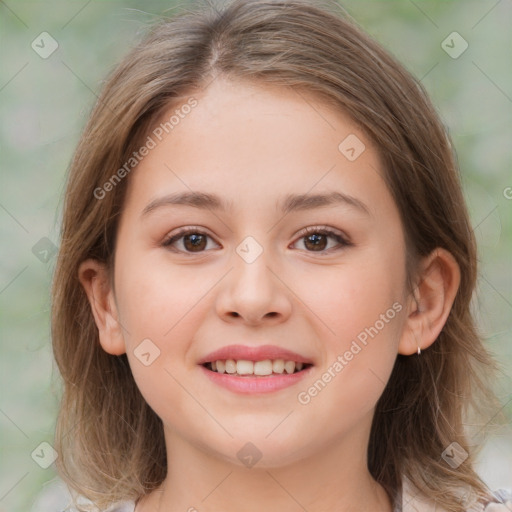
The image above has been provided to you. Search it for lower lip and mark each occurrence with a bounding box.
[199,364,313,394]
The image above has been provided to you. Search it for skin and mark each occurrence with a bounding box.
[79,77,460,512]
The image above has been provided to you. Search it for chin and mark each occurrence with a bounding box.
[213,432,311,469]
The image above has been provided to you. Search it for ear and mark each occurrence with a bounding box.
[398,248,461,356]
[77,258,126,355]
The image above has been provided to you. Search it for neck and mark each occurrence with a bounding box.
[137,417,394,512]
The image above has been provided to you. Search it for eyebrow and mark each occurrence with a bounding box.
[140,190,371,218]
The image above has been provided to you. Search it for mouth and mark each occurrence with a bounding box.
[202,359,314,377]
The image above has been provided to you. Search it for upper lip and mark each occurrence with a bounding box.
[198,344,314,365]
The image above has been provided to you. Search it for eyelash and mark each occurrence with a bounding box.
[161,225,352,255]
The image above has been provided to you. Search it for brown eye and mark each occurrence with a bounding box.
[162,228,219,253]
[303,232,329,251]
[292,227,350,253]
[182,233,207,252]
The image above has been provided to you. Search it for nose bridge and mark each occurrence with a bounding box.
[232,235,277,303]
[216,235,292,324]
[234,246,273,294]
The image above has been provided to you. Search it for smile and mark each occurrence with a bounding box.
[200,359,314,394]
[203,359,312,376]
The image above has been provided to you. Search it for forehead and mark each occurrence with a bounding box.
[122,77,393,220]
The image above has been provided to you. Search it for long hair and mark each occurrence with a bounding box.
[51,1,504,509]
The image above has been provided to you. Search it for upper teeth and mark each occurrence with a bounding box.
[210,359,304,375]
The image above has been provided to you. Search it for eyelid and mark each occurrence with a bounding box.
[295,225,350,242]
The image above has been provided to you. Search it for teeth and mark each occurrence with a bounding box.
[254,360,273,376]
[284,360,295,374]
[272,359,285,374]
[207,358,307,376]
[225,359,237,374]
[236,360,253,375]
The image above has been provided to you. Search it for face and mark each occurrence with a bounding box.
[105,77,411,467]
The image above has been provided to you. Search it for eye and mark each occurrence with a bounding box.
[291,226,351,253]
[162,227,220,253]
[162,225,351,255]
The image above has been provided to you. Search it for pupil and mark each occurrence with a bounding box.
[185,234,206,251]
[306,234,326,251]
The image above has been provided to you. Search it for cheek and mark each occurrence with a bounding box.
[115,258,214,419]
[115,252,214,343]
[293,253,405,348]
[293,248,405,408]
[297,296,403,426]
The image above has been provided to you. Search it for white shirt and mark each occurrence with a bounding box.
[31,475,512,511]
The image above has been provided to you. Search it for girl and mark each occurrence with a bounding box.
[50,0,512,511]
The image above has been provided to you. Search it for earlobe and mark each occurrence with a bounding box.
[398,248,461,356]
[77,258,126,356]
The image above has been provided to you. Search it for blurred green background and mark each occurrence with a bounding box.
[1,1,511,511]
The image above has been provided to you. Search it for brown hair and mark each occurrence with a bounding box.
[51,0,505,510]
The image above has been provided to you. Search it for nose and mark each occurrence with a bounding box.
[215,247,293,326]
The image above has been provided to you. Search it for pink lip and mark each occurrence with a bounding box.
[197,344,314,365]
[199,364,314,394]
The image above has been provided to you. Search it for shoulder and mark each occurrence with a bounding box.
[400,476,512,512]
[59,499,136,512]
[102,501,136,512]
[60,497,136,512]
[482,488,512,511]
[29,477,136,512]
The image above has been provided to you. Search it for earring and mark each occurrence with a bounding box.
[417,345,421,355]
